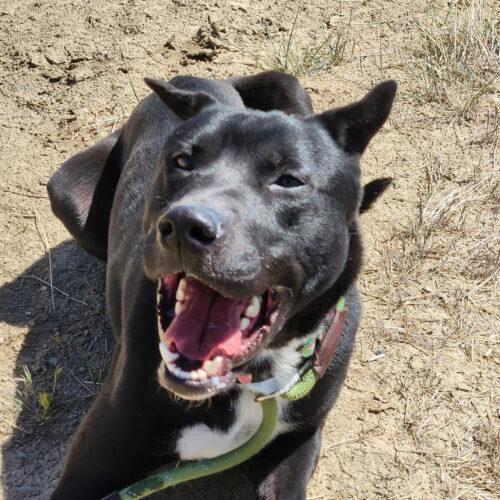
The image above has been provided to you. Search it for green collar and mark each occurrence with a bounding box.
[242,295,347,401]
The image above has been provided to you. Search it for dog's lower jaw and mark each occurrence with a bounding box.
[157,361,234,401]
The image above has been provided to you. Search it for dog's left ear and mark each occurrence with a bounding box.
[144,78,216,120]
[228,71,313,116]
[317,80,397,154]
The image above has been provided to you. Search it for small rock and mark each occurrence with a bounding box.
[326,15,341,28]
[44,47,68,65]
[67,66,94,84]
[409,357,425,371]
[41,67,66,82]
[26,51,46,68]
[209,20,222,37]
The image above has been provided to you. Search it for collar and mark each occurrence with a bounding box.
[239,296,346,401]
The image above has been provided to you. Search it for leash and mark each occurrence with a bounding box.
[102,297,346,500]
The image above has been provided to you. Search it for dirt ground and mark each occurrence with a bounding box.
[0,0,498,499]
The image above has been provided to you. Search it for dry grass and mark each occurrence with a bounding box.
[379,141,499,346]
[365,89,499,497]
[409,0,499,120]
[365,16,499,488]
[257,6,354,77]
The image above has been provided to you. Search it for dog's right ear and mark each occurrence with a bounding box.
[144,78,216,119]
[47,129,123,260]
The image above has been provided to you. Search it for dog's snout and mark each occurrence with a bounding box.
[158,205,223,249]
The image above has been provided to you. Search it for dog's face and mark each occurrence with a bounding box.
[142,79,396,400]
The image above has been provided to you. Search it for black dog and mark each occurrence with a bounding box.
[47,71,396,499]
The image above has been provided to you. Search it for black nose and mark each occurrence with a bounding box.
[158,205,223,249]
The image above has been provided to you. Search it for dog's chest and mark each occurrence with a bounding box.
[175,390,289,460]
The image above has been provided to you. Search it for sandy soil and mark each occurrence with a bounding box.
[0,0,498,499]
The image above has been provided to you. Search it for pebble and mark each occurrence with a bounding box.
[409,357,424,371]
[44,47,68,65]
[67,67,94,84]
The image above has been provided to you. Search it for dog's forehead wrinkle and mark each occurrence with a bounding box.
[221,109,304,147]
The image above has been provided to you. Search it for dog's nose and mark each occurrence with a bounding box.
[158,205,223,249]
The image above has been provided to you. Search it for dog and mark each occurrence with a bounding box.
[47,71,396,499]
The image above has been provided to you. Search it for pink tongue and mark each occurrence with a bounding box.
[164,278,246,360]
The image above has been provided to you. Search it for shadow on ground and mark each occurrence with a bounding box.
[1,240,254,500]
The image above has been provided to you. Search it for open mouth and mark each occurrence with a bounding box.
[156,273,280,398]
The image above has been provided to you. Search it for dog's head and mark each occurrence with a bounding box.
[47,72,395,401]
[141,77,396,399]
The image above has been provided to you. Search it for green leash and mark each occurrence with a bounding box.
[116,372,317,500]
[118,398,279,500]
[107,297,345,500]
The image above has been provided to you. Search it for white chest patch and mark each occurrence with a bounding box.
[176,389,290,461]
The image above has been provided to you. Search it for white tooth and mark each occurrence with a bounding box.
[179,278,187,291]
[202,360,216,376]
[197,369,207,380]
[240,317,250,331]
[159,342,179,364]
[211,376,220,386]
[176,287,185,302]
[244,296,261,318]
[171,366,187,379]
[190,370,199,380]
[203,359,225,377]
[175,301,183,315]
[166,363,176,374]
[212,356,223,372]
[244,305,258,318]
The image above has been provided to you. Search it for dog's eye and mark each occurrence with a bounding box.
[172,154,191,170]
[273,174,304,188]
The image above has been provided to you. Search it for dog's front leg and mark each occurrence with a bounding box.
[50,370,170,500]
[246,427,321,500]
